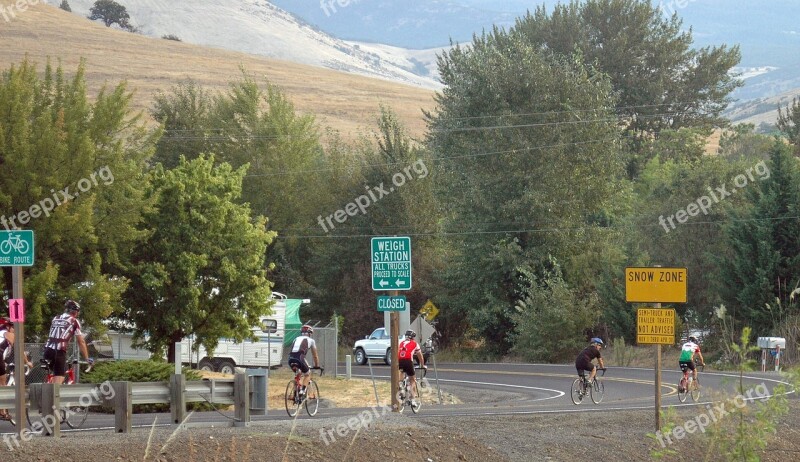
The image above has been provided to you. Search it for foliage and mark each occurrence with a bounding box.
[511,261,600,362]
[82,360,212,412]
[88,0,133,30]
[59,0,71,12]
[777,97,800,152]
[162,34,181,42]
[716,141,800,333]
[123,155,275,362]
[511,0,741,174]
[0,59,157,339]
[427,28,623,353]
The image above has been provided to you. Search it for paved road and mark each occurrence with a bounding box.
[0,362,792,433]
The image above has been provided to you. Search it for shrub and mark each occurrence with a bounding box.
[162,34,182,42]
[83,360,212,412]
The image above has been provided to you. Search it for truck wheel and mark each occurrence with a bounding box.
[354,348,367,365]
[384,348,392,366]
[198,358,215,372]
[216,359,236,375]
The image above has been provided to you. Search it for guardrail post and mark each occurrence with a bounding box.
[170,373,186,424]
[346,355,352,379]
[41,383,60,437]
[29,383,41,418]
[111,381,132,433]
[234,372,250,427]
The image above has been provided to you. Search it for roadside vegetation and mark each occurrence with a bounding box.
[1,0,799,372]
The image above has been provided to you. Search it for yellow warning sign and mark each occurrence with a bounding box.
[637,308,676,345]
[625,267,687,303]
[419,300,439,321]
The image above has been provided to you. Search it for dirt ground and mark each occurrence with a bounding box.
[2,383,799,462]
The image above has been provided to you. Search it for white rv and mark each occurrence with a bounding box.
[104,292,304,373]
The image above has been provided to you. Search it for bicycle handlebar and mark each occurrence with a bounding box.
[311,366,324,376]
[598,368,607,376]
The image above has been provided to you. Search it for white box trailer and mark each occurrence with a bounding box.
[104,292,303,373]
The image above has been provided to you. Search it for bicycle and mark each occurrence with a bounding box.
[1,355,31,426]
[0,233,29,255]
[28,357,93,429]
[678,364,704,403]
[285,366,323,417]
[570,368,606,405]
[398,365,426,413]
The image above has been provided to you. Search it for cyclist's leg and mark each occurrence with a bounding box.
[587,362,597,383]
[688,360,697,383]
[48,349,68,385]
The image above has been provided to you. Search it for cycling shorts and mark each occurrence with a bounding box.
[0,359,5,376]
[44,347,68,377]
[288,354,309,373]
[398,358,415,377]
[575,360,595,375]
[679,360,696,372]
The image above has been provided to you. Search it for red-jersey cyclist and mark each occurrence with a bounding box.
[398,329,426,405]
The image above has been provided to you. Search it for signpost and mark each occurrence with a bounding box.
[377,295,406,312]
[371,237,412,291]
[625,267,687,303]
[637,308,675,345]
[419,300,439,322]
[625,266,686,432]
[371,236,412,412]
[0,230,34,436]
[0,230,34,266]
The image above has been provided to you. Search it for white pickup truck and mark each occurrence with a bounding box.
[352,323,435,366]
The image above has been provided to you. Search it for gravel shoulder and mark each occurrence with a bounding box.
[3,384,799,461]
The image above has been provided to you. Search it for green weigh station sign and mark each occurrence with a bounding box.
[371,237,411,291]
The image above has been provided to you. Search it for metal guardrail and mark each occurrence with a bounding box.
[1,373,256,436]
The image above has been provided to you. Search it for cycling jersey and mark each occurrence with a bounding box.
[288,335,316,373]
[679,342,700,362]
[398,339,420,360]
[0,328,9,354]
[45,313,83,351]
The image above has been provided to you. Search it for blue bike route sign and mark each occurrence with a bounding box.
[0,230,35,266]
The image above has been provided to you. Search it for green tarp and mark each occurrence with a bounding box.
[283,298,303,346]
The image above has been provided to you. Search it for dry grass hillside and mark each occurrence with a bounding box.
[0,3,436,140]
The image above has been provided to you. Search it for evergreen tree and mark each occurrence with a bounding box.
[59,0,72,12]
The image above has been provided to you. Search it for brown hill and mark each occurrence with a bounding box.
[0,3,435,140]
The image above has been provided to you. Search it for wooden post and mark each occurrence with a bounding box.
[655,301,662,431]
[234,373,250,427]
[170,373,186,424]
[41,383,60,437]
[112,382,132,433]
[390,295,400,411]
[11,267,25,437]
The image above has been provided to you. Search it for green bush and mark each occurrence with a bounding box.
[83,360,213,412]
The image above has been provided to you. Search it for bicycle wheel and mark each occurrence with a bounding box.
[285,381,301,417]
[410,390,422,414]
[63,405,89,429]
[570,378,585,405]
[678,377,689,402]
[590,379,604,404]
[305,380,320,416]
[690,379,701,402]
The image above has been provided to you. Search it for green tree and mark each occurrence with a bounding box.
[0,59,157,338]
[512,261,599,362]
[512,0,741,176]
[777,97,800,153]
[150,80,213,169]
[88,0,132,30]
[427,30,623,353]
[59,0,72,12]
[717,141,800,332]
[124,156,275,362]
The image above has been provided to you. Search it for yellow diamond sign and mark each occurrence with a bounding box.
[419,300,439,321]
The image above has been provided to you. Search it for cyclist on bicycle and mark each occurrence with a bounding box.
[42,300,93,385]
[398,329,426,405]
[678,336,705,387]
[288,325,319,396]
[575,337,605,384]
[0,317,14,420]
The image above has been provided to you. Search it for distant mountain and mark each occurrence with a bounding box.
[272,0,800,107]
[65,0,442,89]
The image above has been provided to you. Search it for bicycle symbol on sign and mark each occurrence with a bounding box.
[0,233,30,255]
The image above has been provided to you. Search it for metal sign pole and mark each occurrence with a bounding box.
[390,302,399,411]
[655,301,662,432]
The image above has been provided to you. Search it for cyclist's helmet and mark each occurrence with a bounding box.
[0,317,12,328]
[688,336,698,343]
[300,324,313,336]
[591,337,604,346]
[404,329,416,339]
[64,300,81,313]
